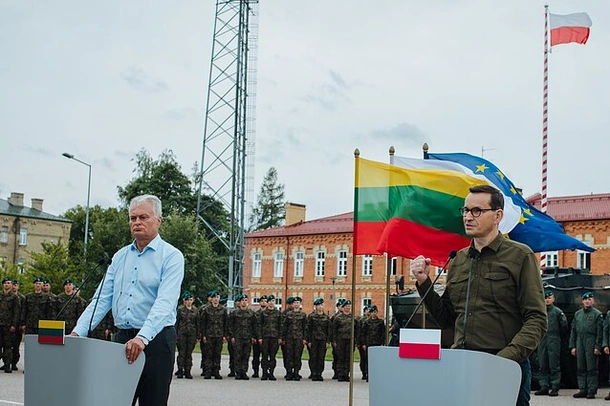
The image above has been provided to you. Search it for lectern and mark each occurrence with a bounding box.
[25,335,145,406]
[369,346,521,406]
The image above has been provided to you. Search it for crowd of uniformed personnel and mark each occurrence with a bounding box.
[174,290,387,383]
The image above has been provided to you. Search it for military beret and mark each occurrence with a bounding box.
[2,277,11,284]
[267,294,275,301]
[336,298,345,306]
[363,306,369,312]
[260,295,268,301]
[369,305,378,312]
[544,289,554,298]
[43,279,50,284]
[313,298,324,306]
[63,278,74,286]
[234,294,242,301]
[33,277,43,283]
[240,293,248,301]
[182,291,193,299]
[342,299,352,306]
[208,289,220,298]
[11,279,19,285]
[294,296,302,302]
[286,297,295,304]
[582,292,594,300]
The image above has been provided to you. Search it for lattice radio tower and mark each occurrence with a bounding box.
[196,0,258,299]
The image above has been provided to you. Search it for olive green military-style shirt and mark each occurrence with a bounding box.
[417,232,547,363]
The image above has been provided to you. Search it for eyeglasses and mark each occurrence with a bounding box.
[459,207,498,217]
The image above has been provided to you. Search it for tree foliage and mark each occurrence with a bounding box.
[22,242,76,295]
[249,167,285,231]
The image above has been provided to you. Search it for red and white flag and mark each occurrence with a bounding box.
[399,329,441,360]
[550,12,592,46]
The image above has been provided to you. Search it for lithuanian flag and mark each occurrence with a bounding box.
[38,320,66,345]
[354,157,487,266]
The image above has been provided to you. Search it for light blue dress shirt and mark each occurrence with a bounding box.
[74,234,184,341]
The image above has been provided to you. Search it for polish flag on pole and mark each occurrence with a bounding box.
[550,12,592,46]
[399,329,441,360]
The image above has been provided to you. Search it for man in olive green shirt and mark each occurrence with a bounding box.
[411,185,546,406]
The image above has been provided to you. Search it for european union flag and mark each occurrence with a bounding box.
[425,152,594,253]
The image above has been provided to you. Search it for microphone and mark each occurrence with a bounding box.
[461,248,478,348]
[54,257,109,320]
[403,251,457,328]
[88,258,112,337]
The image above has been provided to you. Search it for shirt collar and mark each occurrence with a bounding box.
[130,234,162,253]
[468,232,505,254]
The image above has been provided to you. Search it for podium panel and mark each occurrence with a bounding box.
[369,346,521,406]
[25,335,145,406]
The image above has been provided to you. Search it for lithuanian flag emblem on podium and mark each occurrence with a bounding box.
[38,320,66,345]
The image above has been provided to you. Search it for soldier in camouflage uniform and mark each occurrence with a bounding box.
[200,290,227,379]
[10,279,25,371]
[42,279,56,300]
[569,291,603,399]
[88,298,115,341]
[196,292,211,376]
[535,290,568,397]
[251,295,267,378]
[361,305,386,382]
[1,277,20,373]
[281,296,307,381]
[259,294,281,381]
[175,291,198,379]
[21,277,52,334]
[357,306,370,380]
[53,278,87,334]
[281,297,294,377]
[332,299,354,382]
[228,294,258,380]
[330,298,344,379]
[306,297,330,381]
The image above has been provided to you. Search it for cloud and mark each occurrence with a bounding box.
[329,70,349,89]
[362,122,427,144]
[301,70,351,111]
[166,107,199,121]
[120,66,169,93]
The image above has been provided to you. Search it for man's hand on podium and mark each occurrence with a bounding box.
[126,337,145,364]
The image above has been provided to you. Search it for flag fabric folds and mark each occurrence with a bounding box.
[424,152,594,254]
[354,157,489,266]
[550,12,592,46]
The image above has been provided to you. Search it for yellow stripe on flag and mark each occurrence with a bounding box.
[39,320,66,330]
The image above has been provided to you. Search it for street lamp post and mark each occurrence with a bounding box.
[62,152,91,261]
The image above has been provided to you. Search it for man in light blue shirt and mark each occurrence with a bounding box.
[73,195,184,406]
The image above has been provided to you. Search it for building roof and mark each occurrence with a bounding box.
[246,212,353,238]
[526,193,610,222]
[0,198,71,223]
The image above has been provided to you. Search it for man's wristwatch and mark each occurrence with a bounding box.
[136,335,149,347]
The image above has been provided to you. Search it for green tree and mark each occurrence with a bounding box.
[249,167,285,231]
[118,149,197,215]
[25,242,76,295]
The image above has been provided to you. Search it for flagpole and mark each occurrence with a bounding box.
[385,146,395,345]
[348,149,360,406]
[540,4,550,269]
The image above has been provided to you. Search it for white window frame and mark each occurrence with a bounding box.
[544,251,558,268]
[19,228,27,246]
[337,250,347,277]
[315,251,325,277]
[274,252,284,278]
[252,252,262,278]
[361,298,372,315]
[391,257,397,276]
[362,255,373,276]
[0,226,8,244]
[294,251,304,277]
[577,250,591,270]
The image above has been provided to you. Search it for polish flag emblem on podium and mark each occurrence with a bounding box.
[399,329,441,360]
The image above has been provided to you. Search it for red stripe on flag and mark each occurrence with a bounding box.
[399,342,441,360]
[38,335,65,345]
[353,221,386,255]
[550,27,590,46]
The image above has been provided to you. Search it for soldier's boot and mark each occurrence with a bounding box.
[534,388,549,396]
[228,369,236,377]
[261,370,269,381]
[294,369,301,381]
[549,389,559,397]
[200,369,206,377]
[604,392,610,401]
[332,370,338,380]
[11,364,18,371]
[213,371,223,380]
[184,368,193,379]
[285,369,294,381]
[573,390,588,398]
[587,391,596,399]
[268,369,277,381]
[176,368,184,379]
[252,368,259,378]
[4,364,12,374]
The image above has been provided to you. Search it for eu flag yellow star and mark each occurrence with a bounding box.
[523,208,533,217]
[475,164,488,173]
[496,170,505,180]
[519,213,529,225]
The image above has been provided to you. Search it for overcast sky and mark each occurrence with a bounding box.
[1,0,608,222]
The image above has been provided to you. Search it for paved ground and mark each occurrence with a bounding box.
[1,345,609,405]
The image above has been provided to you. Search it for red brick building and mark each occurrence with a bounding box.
[243,194,610,316]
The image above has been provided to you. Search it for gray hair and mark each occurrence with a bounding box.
[129,195,162,217]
